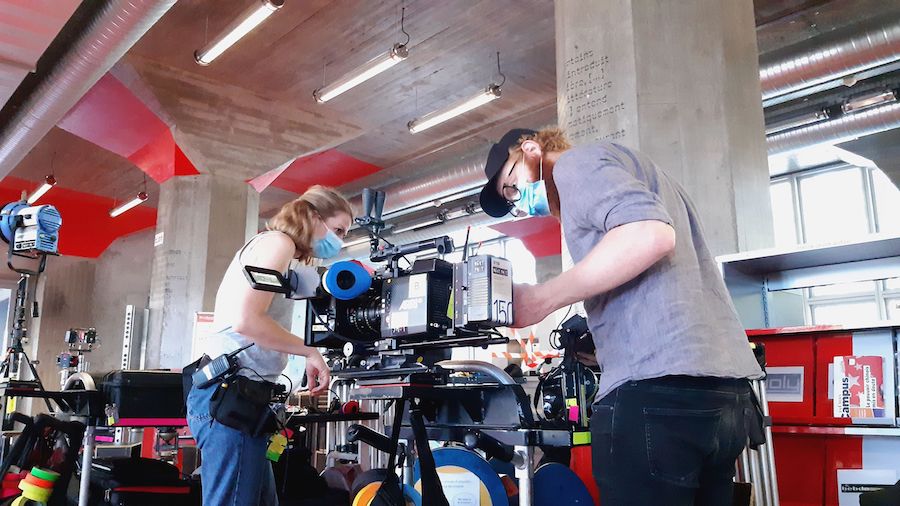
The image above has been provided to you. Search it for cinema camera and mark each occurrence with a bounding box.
[245,188,514,374]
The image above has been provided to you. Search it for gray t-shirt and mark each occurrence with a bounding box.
[553,142,763,400]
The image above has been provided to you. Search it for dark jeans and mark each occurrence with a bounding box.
[591,376,754,506]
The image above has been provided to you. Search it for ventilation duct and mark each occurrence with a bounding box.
[337,211,507,261]
[759,19,900,102]
[0,0,177,177]
[767,101,900,155]
[349,154,487,220]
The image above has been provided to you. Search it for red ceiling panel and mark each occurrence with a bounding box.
[250,149,382,195]
[491,216,562,258]
[0,176,156,258]
[57,73,199,183]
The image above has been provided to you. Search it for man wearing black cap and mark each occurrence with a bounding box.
[479,128,763,505]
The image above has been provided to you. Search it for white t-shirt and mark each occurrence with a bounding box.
[202,231,296,382]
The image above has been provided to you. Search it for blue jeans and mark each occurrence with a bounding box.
[591,376,754,506]
[187,384,278,506]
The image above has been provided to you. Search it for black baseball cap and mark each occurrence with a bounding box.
[479,128,537,218]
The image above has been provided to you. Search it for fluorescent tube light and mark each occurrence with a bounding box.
[27,175,56,204]
[391,218,443,235]
[842,90,897,114]
[314,43,409,103]
[408,85,501,133]
[343,237,371,248]
[110,192,149,218]
[194,0,284,65]
[764,110,829,135]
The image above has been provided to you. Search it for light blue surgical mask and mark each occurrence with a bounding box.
[312,229,343,259]
[512,156,551,217]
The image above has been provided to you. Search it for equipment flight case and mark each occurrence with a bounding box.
[99,371,185,421]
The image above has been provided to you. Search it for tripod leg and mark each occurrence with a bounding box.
[22,353,53,412]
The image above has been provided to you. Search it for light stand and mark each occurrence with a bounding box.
[0,240,53,419]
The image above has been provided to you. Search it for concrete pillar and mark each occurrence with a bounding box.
[555,0,773,255]
[146,175,259,369]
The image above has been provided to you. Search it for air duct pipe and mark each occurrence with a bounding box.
[767,101,900,155]
[337,211,507,261]
[349,154,488,219]
[0,0,178,177]
[759,18,900,102]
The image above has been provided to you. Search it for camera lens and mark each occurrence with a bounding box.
[345,295,383,339]
[336,270,356,290]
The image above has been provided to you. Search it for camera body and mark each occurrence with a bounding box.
[305,253,513,355]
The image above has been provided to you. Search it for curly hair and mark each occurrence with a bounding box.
[266,185,353,264]
[509,128,572,156]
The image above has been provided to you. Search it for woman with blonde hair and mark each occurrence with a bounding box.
[186,185,353,505]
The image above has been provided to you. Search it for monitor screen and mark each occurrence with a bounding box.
[250,271,283,287]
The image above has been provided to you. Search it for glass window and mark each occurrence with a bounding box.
[810,300,879,325]
[884,277,900,291]
[809,280,877,298]
[886,298,900,321]
[473,240,504,258]
[872,169,900,235]
[770,180,798,247]
[799,167,870,244]
[504,239,537,284]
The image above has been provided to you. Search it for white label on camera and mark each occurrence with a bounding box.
[390,311,409,329]
[398,298,422,311]
[408,274,427,299]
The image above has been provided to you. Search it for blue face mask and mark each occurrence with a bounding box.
[512,157,551,217]
[312,229,343,259]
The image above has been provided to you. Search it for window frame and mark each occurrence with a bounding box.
[770,163,900,325]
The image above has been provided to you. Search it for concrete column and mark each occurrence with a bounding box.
[555,0,773,255]
[146,175,259,369]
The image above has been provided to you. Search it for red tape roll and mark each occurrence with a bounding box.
[23,474,54,489]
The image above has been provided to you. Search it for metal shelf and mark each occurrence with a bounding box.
[773,425,900,436]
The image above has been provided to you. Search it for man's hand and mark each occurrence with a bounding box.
[304,349,331,396]
[512,283,553,328]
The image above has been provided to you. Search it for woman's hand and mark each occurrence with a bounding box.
[304,349,331,396]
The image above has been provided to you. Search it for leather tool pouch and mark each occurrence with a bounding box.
[747,387,768,449]
[209,375,277,437]
[182,354,211,406]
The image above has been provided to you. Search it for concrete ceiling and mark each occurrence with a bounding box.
[2,0,898,232]
[8,127,160,208]
[123,0,558,191]
[0,0,81,108]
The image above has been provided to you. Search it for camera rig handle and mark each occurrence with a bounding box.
[436,360,517,385]
[370,235,454,265]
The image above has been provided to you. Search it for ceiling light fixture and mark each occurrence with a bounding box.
[27,175,57,204]
[408,52,505,134]
[313,8,411,103]
[109,192,149,218]
[842,89,898,114]
[194,0,284,66]
[343,237,371,248]
[764,110,830,135]
[390,218,442,235]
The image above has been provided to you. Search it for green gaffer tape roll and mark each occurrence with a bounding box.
[29,467,59,482]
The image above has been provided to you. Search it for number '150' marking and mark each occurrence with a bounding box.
[493,300,513,325]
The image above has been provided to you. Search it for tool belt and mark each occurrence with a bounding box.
[209,374,279,437]
[182,355,280,438]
